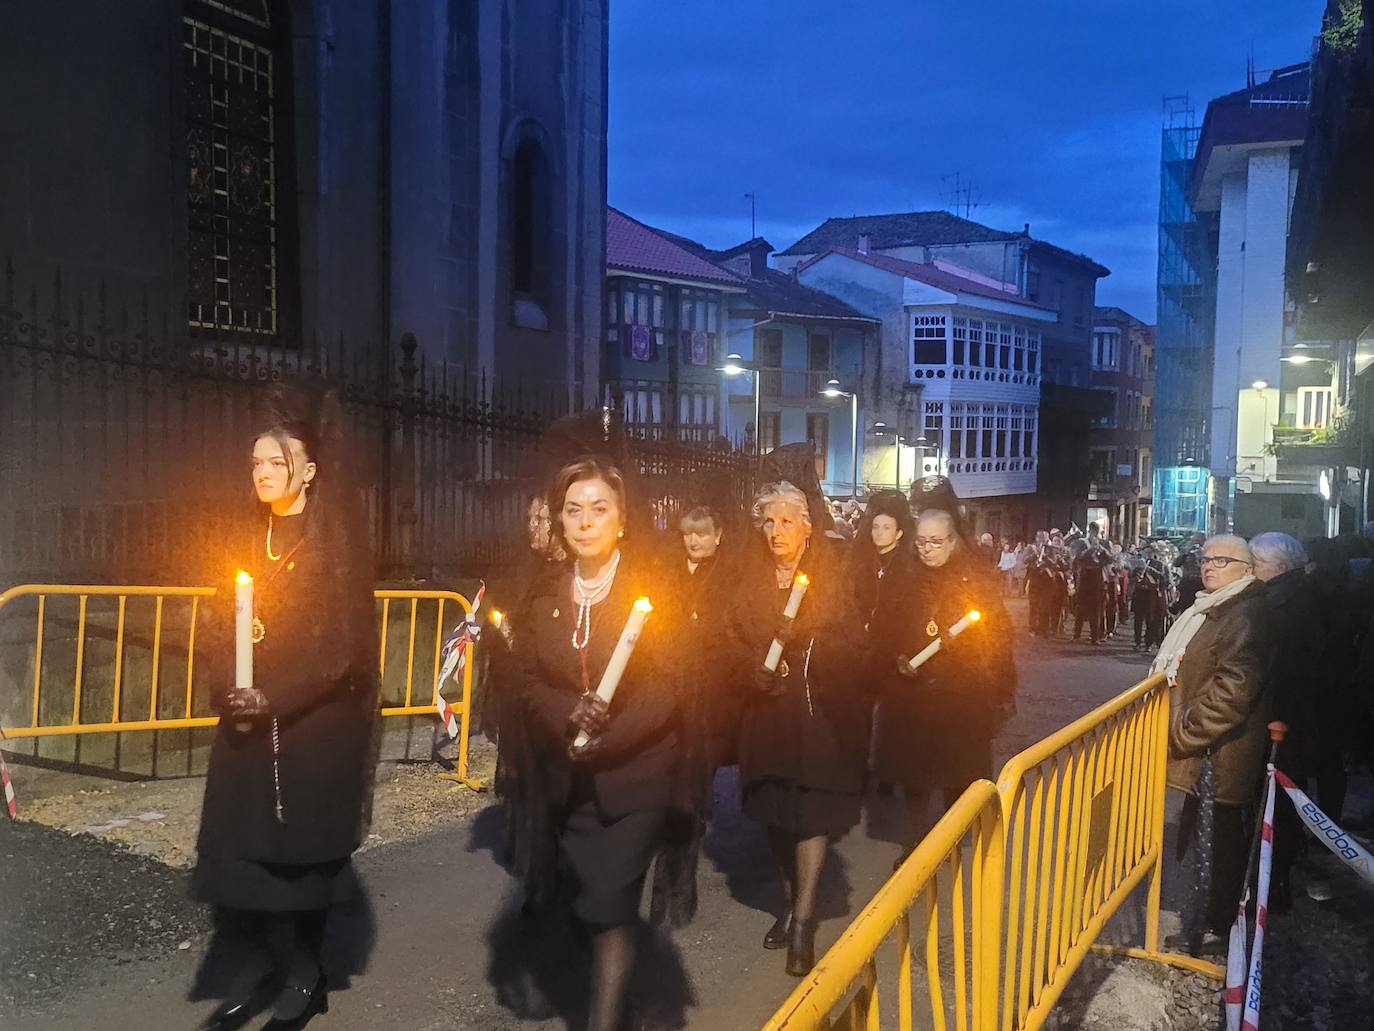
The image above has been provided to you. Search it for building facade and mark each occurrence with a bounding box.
[1088,308,1156,541]
[0,0,608,399]
[1153,100,1218,535]
[795,247,1056,538]
[1189,62,1336,536]
[777,212,1108,535]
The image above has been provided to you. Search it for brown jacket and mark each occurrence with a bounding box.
[1165,581,1273,806]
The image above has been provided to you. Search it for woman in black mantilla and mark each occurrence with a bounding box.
[869,508,1016,844]
[193,385,378,1031]
[852,489,916,633]
[514,456,692,1031]
[727,480,867,977]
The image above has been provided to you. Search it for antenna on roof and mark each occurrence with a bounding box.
[1246,49,1255,88]
[940,171,980,220]
[744,192,756,240]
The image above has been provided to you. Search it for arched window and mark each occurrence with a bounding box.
[504,121,555,331]
[184,0,294,338]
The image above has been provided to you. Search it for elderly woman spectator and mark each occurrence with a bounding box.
[1154,534,1273,952]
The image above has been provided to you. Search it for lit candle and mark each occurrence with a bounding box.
[489,609,513,647]
[234,570,254,732]
[763,572,810,673]
[572,597,653,750]
[906,609,981,673]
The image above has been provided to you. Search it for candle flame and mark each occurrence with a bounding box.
[634,596,654,613]
[968,609,982,622]
[490,609,505,626]
[235,569,253,585]
[794,573,810,587]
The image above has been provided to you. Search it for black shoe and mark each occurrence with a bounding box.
[763,910,793,949]
[260,975,327,1030]
[202,974,272,1031]
[1164,929,1227,956]
[785,920,817,977]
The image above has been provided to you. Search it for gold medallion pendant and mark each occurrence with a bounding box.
[251,616,266,643]
[925,618,939,638]
[778,659,791,678]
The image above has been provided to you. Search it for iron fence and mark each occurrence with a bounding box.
[0,261,757,586]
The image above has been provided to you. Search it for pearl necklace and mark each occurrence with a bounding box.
[572,550,621,650]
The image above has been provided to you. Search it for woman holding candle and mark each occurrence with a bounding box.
[727,480,867,976]
[512,455,693,1031]
[852,489,916,632]
[193,384,378,1031]
[869,508,1016,844]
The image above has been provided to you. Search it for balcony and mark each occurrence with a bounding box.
[756,367,837,402]
[1270,422,1359,477]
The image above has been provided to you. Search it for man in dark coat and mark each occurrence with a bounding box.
[870,509,1016,841]
[1072,542,1108,644]
[1160,534,1272,951]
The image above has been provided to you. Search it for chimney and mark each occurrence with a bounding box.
[1023,223,1031,237]
[750,239,770,278]
[858,233,870,255]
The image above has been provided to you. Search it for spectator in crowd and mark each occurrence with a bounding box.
[1155,534,1272,953]
[1250,531,1320,911]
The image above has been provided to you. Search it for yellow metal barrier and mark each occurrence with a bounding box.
[763,780,1005,1031]
[760,673,1223,1031]
[996,672,1220,1031]
[0,583,481,787]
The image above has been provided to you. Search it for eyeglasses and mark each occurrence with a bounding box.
[915,535,953,549]
[1200,555,1252,569]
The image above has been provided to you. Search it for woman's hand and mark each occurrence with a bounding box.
[568,693,610,738]
[226,687,271,717]
[773,616,799,645]
[752,666,787,696]
[895,655,920,680]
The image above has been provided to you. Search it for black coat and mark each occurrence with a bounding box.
[1261,568,1326,777]
[868,548,1016,792]
[196,500,380,867]
[726,546,869,796]
[517,557,683,820]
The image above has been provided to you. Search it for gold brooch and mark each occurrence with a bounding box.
[778,659,791,678]
[552,608,560,619]
[926,618,939,638]
[251,616,266,643]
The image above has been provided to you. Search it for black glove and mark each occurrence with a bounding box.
[753,665,787,696]
[773,616,799,645]
[226,687,271,717]
[568,693,610,738]
[895,655,920,680]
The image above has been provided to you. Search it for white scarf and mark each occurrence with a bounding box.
[1149,573,1256,685]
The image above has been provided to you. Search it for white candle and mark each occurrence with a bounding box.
[234,570,254,690]
[763,572,810,673]
[233,570,254,732]
[905,609,982,673]
[572,597,653,749]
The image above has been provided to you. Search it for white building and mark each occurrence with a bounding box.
[795,247,1056,527]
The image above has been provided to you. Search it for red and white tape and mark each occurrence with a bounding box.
[435,692,460,740]
[0,731,16,819]
[1225,763,1274,1031]
[434,582,486,741]
[1275,769,1374,885]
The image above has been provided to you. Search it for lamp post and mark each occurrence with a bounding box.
[822,378,859,499]
[914,435,942,478]
[721,352,761,455]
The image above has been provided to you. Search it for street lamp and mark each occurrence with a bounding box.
[720,352,761,455]
[822,378,859,499]
[913,435,943,478]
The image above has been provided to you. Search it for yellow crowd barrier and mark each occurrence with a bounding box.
[764,780,1005,1031]
[0,583,481,788]
[761,673,1223,1031]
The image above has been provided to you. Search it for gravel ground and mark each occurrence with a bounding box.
[12,738,497,869]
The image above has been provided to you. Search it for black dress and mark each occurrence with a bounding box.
[192,504,380,911]
[516,556,685,926]
[869,549,1015,795]
[728,547,867,838]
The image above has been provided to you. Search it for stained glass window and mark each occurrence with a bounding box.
[184,9,279,335]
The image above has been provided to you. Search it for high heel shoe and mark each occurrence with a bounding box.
[784,920,817,977]
[201,973,272,1030]
[762,909,793,949]
[260,974,328,1030]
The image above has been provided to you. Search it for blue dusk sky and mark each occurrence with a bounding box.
[608,1,1326,322]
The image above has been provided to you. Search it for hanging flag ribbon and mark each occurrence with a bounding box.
[0,730,16,819]
[435,582,485,740]
[1275,769,1374,885]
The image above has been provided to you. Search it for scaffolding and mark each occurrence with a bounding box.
[1152,96,1215,533]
